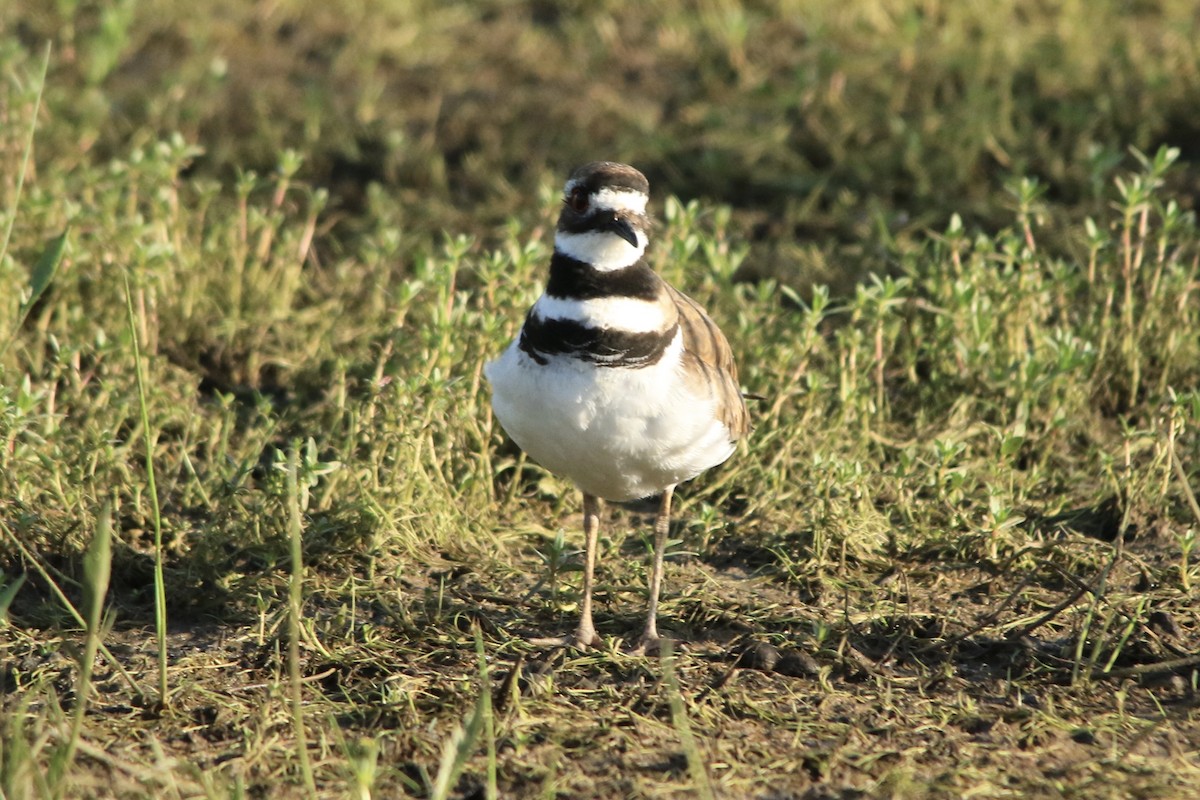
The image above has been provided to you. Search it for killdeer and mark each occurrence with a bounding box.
[485,161,749,653]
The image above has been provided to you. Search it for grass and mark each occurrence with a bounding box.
[121,273,167,708]
[284,443,317,797]
[2,0,1200,797]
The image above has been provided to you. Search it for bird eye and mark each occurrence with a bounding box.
[567,187,589,213]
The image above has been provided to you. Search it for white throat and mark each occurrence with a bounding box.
[555,229,647,271]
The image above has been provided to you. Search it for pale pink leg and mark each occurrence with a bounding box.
[574,493,601,648]
[634,486,675,654]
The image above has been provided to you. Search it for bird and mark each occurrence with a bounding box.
[485,161,749,654]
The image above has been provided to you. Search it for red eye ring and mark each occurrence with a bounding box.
[567,187,589,213]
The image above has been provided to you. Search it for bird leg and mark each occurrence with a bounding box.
[529,493,602,649]
[633,485,675,655]
[573,492,602,649]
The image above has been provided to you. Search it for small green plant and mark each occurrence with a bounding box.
[535,528,578,610]
[340,731,380,800]
[1179,529,1197,593]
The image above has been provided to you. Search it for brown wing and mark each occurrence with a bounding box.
[667,284,750,439]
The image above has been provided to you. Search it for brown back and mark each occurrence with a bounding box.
[666,284,750,439]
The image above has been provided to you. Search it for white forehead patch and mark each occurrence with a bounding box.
[533,294,667,333]
[562,181,649,217]
[591,187,648,215]
[555,229,647,271]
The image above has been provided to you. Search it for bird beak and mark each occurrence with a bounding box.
[605,215,639,248]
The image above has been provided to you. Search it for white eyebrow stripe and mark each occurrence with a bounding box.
[533,294,669,333]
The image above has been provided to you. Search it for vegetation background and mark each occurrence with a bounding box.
[2,0,1199,797]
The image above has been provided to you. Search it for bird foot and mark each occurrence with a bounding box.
[627,634,663,657]
[529,626,600,651]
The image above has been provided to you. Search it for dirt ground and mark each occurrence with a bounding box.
[6,503,1198,799]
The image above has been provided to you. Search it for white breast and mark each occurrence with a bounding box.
[532,294,667,333]
[485,328,737,501]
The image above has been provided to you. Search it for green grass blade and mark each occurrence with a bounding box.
[474,627,497,800]
[286,444,318,797]
[54,504,113,799]
[0,519,143,697]
[19,231,67,318]
[430,634,491,800]
[81,506,113,635]
[0,571,27,624]
[122,272,169,706]
[662,640,715,800]
[1,230,67,361]
[0,42,50,268]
